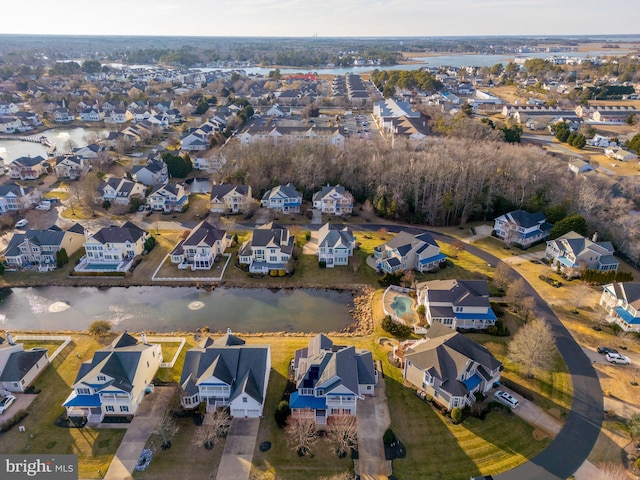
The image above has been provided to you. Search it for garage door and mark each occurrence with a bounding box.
[231,408,245,417]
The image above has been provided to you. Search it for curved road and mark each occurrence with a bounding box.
[372,225,603,480]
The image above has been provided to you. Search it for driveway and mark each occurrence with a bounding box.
[0,393,37,420]
[104,386,175,480]
[356,362,391,479]
[216,417,260,480]
[310,208,322,225]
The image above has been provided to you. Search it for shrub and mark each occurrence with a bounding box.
[305,231,311,241]
[450,407,462,424]
[319,260,327,269]
[383,428,396,445]
[274,401,291,429]
[144,236,157,252]
[88,320,112,337]
[0,410,28,433]
[381,316,412,337]
[278,269,286,277]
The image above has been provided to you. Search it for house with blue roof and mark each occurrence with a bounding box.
[179,330,270,417]
[374,231,446,274]
[402,323,502,411]
[417,279,497,330]
[493,209,553,248]
[63,332,162,423]
[261,183,303,214]
[290,334,377,425]
[545,231,618,277]
[600,282,640,332]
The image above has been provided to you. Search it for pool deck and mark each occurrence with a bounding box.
[382,287,420,325]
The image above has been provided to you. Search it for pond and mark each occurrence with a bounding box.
[0,286,355,333]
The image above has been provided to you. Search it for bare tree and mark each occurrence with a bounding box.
[285,416,318,457]
[519,296,536,324]
[570,282,592,313]
[351,254,363,276]
[193,408,230,449]
[492,262,512,292]
[508,319,556,378]
[151,412,178,450]
[326,415,358,457]
[505,278,528,313]
[451,240,466,258]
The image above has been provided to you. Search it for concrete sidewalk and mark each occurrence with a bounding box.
[216,418,260,480]
[104,386,175,480]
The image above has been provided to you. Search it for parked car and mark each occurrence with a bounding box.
[0,394,16,414]
[605,352,631,365]
[494,390,519,409]
[15,219,28,228]
[597,346,618,355]
[137,205,145,212]
[35,201,51,211]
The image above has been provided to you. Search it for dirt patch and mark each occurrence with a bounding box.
[547,408,562,420]
[532,429,549,441]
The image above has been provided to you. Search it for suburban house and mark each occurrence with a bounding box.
[604,147,639,162]
[179,330,270,417]
[238,125,345,147]
[170,221,230,270]
[4,224,85,272]
[0,183,41,213]
[147,183,189,212]
[545,231,618,277]
[53,107,74,123]
[209,184,253,214]
[312,184,354,215]
[63,332,162,422]
[416,279,497,330]
[600,282,640,332]
[373,231,446,274]
[568,159,595,174]
[97,177,146,206]
[8,156,47,180]
[316,223,355,267]
[53,155,90,179]
[131,159,169,186]
[493,210,553,248]
[74,143,107,160]
[79,108,103,122]
[0,332,50,393]
[261,183,303,214]
[400,323,503,410]
[238,223,294,274]
[75,221,148,273]
[290,334,377,425]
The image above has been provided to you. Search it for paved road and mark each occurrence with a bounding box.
[363,225,603,480]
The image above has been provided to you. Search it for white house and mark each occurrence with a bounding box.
[316,223,355,267]
[63,332,162,422]
[8,156,47,180]
[53,155,90,179]
[290,334,377,425]
[604,147,638,162]
[261,183,303,214]
[179,330,270,417]
[373,231,446,273]
[416,279,498,330]
[312,184,353,216]
[568,159,595,174]
[97,177,146,206]
[238,223,294,273]
[146,183,188,212]
[210,184,252,214]
[170,220,230,270]
[0,183,41,213]
[0,332,50,393]
[545,231,618,276]
[493,210,553,248]
[600,282,640,332]
[131,159,168,186]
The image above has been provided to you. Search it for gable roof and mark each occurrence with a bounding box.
[0,349,47,382]
[90,222,147,245]
[317,223,354,249]
[210,184,250,201]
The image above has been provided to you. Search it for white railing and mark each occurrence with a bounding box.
[144,336,186,368]
[382,285,416,325]
[13,335,72,363]
[152,253,232,282]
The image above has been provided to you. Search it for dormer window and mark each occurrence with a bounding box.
[97,375,106,382]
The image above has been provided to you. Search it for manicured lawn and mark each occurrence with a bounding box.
[19,340,65,355]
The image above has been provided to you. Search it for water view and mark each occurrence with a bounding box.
[0,286,355,333]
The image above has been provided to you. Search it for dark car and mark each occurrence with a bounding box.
[597,346,618,355]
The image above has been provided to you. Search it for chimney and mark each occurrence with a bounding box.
[592,232,598,242]
[141,331,148,345]
[226,327,232,335]
[6,332,14,345]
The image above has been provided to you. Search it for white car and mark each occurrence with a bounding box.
[605,352,631,365]
[494,390,519,409]
[0,394,16,415]
[36,201,51,211]
[15,219,28,228]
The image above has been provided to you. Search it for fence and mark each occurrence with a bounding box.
[13,335,72,363]
[145,336,186,368]
[382,285,415,325]
[151,253,231,282]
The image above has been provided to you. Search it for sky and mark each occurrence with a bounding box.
[1,0,638,37]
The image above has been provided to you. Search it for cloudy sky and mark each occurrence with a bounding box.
[2,0,637,37]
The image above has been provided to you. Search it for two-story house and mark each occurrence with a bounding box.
[9,156,47,180]
[170,221,230,270]
[75,221,148,273]
[131,159,169,186]
[401,323,502,411]
[53,107,74,123]
[600,282,640,332]
[416,279,497,330]
[179,330,270,417]
[53,155,90,180]
[4,224,85,272]
[261,184,303,214]
[97,177,146,206]
[545,231,618,277]
[147,183,188,213]
[316,223,355,267]
[0,183,41,213]
[312,184,354,216]
[63,332,162,422]
[210,184,252,214]
[238,223,294,274]
[374,231,446,274]
[79,108,103,122]
[0,332,50,393]
[290,334,376,425]
[493,210,553,248]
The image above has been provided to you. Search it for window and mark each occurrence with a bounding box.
[105,405,115,412]
[242,397,247,403]
[120,406,129,413]
[77,388,91,395]
[97,375,106,382]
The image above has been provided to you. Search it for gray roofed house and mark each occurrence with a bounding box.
[546,231,618,277]
[401,323,502,410]
[238,222,294,273]
[312,184,353,215]
[0,182,41,213]
[147,182,188,212]
[493,209,553,248]
[97,177,146,205]
[179,329,270,417]
[600,282,640,332]
[209,184,253,214]
[316,223,355,267]
[0,333,50,393]
[8,155,47,180]
[261,183,303,214]
[416,279,497,330]
[53,154,90,179]
[290,334,377,424]
[63,332,162,422]
[75,222,149,273]
[170,220,230,270]
[131,159,168,186]
[373,231,446,274]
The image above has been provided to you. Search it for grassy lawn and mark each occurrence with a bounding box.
[0,334,127,479]
[472,236,547,261]
[19,340,65,356]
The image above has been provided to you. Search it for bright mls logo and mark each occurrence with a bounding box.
[1,455,77,479]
